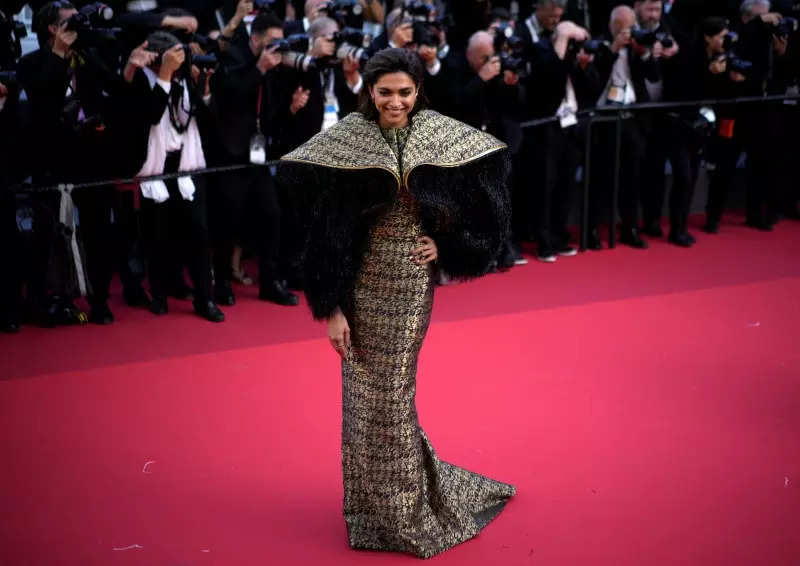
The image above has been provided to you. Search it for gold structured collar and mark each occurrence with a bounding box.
[280,110,507,186]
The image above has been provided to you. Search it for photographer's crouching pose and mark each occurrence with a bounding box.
[122,31,224,323]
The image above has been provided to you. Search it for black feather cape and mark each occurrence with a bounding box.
[278,110,511,320]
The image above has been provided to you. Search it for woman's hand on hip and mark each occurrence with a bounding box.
[327,307,351,360]
[411,236,438,265]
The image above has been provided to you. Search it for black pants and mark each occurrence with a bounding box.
[139,153,212,303]
[211,163,281,288]
[740,110,782,223]
[533,123,582,251]
[72,186,116,305]
[705,134,742,224]
[589,117,647,231]
[0,192,23,323]
[642,117,701,235]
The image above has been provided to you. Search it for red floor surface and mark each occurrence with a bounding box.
[1,214,799,565]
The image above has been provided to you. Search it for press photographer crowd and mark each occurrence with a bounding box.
[1,0,799,332]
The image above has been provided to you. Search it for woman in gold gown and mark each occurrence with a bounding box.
[279,48,515,559]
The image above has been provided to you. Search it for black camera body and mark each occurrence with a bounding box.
[268,33,311,53]
[331,27,369,65]
[570,38,607,56]
[320,0,364,29]
[727,56,753,75]
[722,31,739,52]
[404,0,434,21]
[776,16,799,37]
[0,9,27,67]
[0,69,17,86]
[631,28,673,49]
[254,0,278,12]
[499,53,528,77]
[66,3,120,49]
[191,54,218,70]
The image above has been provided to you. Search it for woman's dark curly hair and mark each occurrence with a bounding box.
[357,47,429,121]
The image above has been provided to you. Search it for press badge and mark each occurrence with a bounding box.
[557,104,578,129]
[322,92,339,131]
[607,84,625,104]
[250,133,266,165]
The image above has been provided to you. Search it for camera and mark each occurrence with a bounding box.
[775,16,799,38]
[266,33,317,71]
[413,21,438,47]
[499,53,528,77]
[722,30,739,52]
[727,56,753,75]
[403,0,434,21]
[570,38,607,55]
[631,29,674,49]
[320,0,364,29]
[66,3,120,48]
[268,33,311,53]
[332,27,370,64]
[1,9,27,67]
[254,0,278,12]
[0,69,17,86]
[191,54,218,70]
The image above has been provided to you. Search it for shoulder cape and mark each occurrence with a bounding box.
[280,109,507,187]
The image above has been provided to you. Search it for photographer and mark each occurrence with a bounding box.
[588,4,661,249]
[210,11,299,306]
[0,73,26,332]
[701,16,750,233]
[630,0,703,247]
[17,1,130,325]
[284,15,362,147]
[121,31,224,322]
[451,30,526,267]
[526,19,600,261]
[735,0,796,229]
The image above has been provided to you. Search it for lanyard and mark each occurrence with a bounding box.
[256,84,263,132]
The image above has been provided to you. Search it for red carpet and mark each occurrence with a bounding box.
[1,214,799,565]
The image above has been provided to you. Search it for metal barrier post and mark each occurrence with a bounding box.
[580,115,593,252]
[609,111,622,248]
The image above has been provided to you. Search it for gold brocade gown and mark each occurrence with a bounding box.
[340,125,516,559]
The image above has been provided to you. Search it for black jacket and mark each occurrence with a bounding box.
[284,65,360,150]
[211,42,292,161]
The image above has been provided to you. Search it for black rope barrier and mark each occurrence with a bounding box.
[9,93,800,196]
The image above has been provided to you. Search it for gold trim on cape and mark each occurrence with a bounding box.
[280,110,507,188]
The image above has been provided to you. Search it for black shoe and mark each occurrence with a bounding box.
[668,232,694,247]
[641,222,663,238]
[150,296,168,315]
[703,220,720,234]
[619,227,648,249]
[536,248,557,263]
[686,232,696,244]
[194,300,225,322]
[89,301,114,325]
[123,285,151,308]
[587,229,603,251]
[259,280,299,306]
[556,244,577,257]
[745,217,773,231]
[1,318,20,333]
[214,281,236,306]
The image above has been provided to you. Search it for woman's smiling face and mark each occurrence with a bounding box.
[369,71,418,129]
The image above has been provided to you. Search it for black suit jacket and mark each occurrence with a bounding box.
[211,42,292,161]
[284,65,360,150]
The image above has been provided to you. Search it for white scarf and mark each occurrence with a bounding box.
[137,67,206,203]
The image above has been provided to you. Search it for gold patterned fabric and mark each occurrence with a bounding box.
[281,110,507,188]
[340,126,516,559]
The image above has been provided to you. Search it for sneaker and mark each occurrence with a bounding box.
[556,245,577,257]
[514,256,529,265]
[536,251,557,263]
